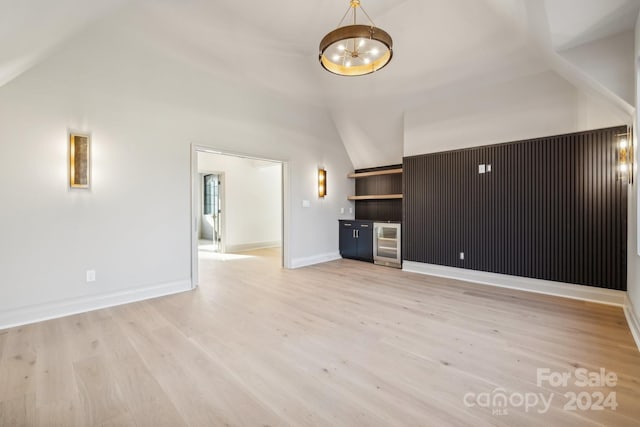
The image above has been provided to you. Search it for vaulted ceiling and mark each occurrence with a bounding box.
[2,0,638,167]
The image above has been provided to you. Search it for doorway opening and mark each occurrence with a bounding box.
[191,145,290,288]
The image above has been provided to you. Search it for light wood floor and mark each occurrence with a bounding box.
[1,249,639,426]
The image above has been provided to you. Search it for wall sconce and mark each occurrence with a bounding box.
[69,132,91,189]
[617,128,634,184]
[318,168,327,198]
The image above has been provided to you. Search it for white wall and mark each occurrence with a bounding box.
[330,105,404,170]
[198,154,282,251]
[625,13,640,340]
[0,7,354,324]
[404,70,628,156]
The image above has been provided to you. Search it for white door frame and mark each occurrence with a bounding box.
[190,144,291,289]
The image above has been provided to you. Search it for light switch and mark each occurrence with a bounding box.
[302,200,311,208]
[487,164,492,172]
[86,270,96,282]
[340,207,345,214]
[478,164,486,174]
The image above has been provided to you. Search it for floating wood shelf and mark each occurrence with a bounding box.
[348,194,403,201]
[348,168,403,179]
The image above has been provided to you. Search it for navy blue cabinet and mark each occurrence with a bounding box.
[339,220,373,262]
[339,221,358,258]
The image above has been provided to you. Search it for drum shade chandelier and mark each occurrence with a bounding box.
[319,0,393,76]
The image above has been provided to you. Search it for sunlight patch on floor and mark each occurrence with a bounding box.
[198,239,219,253]
[198,251,255,261]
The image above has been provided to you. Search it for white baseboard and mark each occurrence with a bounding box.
[624,295,640,351]
[402,262,626,306]
[226,241,281,253]
[0,280,192,331]
[290,252,341,269]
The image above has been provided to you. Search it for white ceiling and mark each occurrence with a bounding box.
[0,0,128,87]
[545,0,640,50]
[1,0,638,167]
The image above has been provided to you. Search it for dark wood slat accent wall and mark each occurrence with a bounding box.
[355,164,403,221]
[403,127,628,291]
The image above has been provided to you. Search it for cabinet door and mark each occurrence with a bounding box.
[357,224,374,261]
[339,223,357,258]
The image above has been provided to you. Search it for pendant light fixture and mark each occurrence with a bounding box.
[319,0,393,76]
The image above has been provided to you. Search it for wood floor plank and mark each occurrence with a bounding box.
[35,399,85,427]
[112,318,222,426]
[113,303,286,426]
[0,330,7,361]
[95,315,185,427]
[98,412,137,427]
[73,355,127,425]
[0,393,35,427]
[34,320,77,407]
[0,325,38,403]
[60,313,107,364]
[153,325,289,426]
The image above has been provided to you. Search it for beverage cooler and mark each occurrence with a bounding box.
[373,222,401,268]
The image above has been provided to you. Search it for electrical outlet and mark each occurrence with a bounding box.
[340,207,345,214]
[459,252,465,260]
[349,207,353,214]
[487,164,492,172]
[86,270,96,283]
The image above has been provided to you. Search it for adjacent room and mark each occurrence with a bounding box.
[1,0,640,425]
[195,150,282,254]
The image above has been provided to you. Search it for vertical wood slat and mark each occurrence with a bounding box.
[402,126,628,291]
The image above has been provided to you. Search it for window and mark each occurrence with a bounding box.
[203,174,218,215]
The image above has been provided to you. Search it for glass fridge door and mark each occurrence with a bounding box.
[374,223,401,266]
